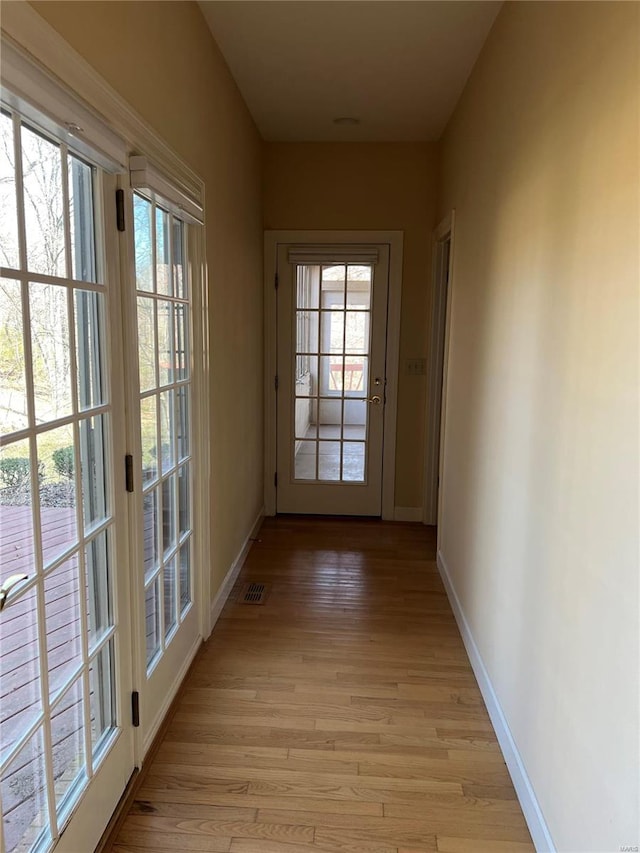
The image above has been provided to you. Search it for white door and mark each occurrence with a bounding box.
[276,245,390,515]
[0,106,134,852]
[126,191,200,744]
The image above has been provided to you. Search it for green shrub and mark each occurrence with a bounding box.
[52,446,74,479]
[0,457,30,488]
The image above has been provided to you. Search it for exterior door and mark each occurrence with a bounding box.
[127,191,199,744]
[0,106,134,853]
[276,245,390,515]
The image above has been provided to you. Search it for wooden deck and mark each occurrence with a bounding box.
[108,516,534,853]
[0,498,156,833]
[1,504,81,852]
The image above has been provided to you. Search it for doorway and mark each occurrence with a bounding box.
[265,232,403,519]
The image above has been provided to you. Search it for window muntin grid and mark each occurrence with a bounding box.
[132,193,193,673]
[0,106,118,853]
[292,264,372,483]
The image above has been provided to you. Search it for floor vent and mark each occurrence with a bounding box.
[239,582,269,604]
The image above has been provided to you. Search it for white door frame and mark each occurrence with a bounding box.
[423,211,455,527]
[264,230,403,521]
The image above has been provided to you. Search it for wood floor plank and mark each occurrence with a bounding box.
[107,517,533,852]
[436,837,536,852]
[122,814,315,844]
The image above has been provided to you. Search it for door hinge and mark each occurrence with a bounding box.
[115,189,125,232]
[274,472,278,488]
[274,375,279,391]
[274,272,279,290]
[125,454,134,492]
[131,691,140,727]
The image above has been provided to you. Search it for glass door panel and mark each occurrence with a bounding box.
[0,106,129,853]
[293,264,371,484]
[132,194,194,674]
[130,193,198,741]
[277,248,389,516]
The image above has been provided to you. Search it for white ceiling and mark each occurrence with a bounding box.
[198,1,502,142]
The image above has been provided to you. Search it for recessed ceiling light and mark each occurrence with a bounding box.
[333,117,360,126]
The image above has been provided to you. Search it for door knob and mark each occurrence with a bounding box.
[366,395,382,405]
[0,574,28,612]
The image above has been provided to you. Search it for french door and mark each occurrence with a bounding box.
[276,245,390,515]
[0,107,134,852]
[0,87,203,852]
[126,191,199,743]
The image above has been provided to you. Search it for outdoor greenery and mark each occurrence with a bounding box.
[52,445,74,479]
[0,457,30,488]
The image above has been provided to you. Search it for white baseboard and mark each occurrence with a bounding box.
[393,506,423,522]
[436,549,556,853]
[210,507,264,629]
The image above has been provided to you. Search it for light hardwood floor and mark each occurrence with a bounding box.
[108,516,534,853]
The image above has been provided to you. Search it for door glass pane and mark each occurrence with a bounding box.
[0,438,35,577]
[346,265,371,309]
[37,424,77,567]
[321,310,343,353]
[133,195,153,292]
[80,414,108,530]
[145,579,160,666]
[50,678,85,815]
[164,555,177,639]
[86,529,112,648]
[294,440,317,480]
[45,555,82,699]
[297,265,319,309]
[174,303,189,381]
[0,280,28,435]
[296,310,318,354]
[68,155,96,283]
[173,219,185,299]
[89,640,115,755]
[156,207,171,296]
[318,441,341,481]
[177,386,190,461]
[178,463,189,538]
[142,488,159,583]
[345,311,370,354]
[75,289,105,411]
[179,541,191,614]
[321,265,345,309]
[30,282,72,423]
[21,125,65,277]
[0,585,41,762]
[343,442,366,482]
[159,390,175,473]
[292,264,372,484]
[137,296,157,392]
[157,300,174,386]
[0,111,19,270]
[1,727,49,853]
[162,474,176,556]
[140,395,159,484]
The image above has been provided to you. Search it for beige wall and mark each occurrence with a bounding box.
[31,1,265,598]
[438,2,639,850]
[263,142,438,508]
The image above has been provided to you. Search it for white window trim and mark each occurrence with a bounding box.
[264,230,403,521]
[1,0,212,755]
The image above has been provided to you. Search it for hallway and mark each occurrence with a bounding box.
[108,517,533,852]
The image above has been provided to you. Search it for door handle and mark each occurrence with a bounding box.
[0,574,28,612]
[366,395,382,405]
